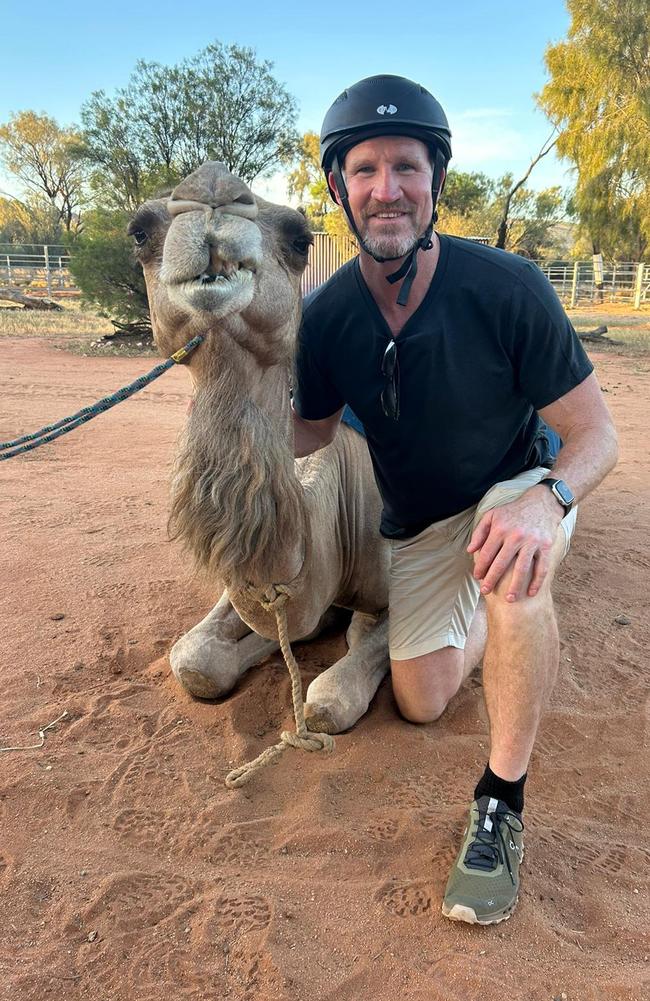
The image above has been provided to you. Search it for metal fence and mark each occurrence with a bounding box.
[302,236,649,308]
[534,259,650,309]
[301,232,358,295]
[0,244,76,297]
[1,241,649,308]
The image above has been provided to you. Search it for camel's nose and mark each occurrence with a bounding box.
[167,161,258,220]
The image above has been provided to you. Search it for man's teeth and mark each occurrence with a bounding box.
[374,212,403,218]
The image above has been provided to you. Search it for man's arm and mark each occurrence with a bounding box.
[292,403,344,458]
[468,372,618,601]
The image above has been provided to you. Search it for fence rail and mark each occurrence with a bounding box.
[0,244,76,298]
[1,241,649,308]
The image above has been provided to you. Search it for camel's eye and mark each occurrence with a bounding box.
[292,237,311,256]
[132,229,148,246]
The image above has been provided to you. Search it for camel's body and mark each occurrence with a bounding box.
[131,161,390,732]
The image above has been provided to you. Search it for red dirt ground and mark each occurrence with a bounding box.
[1,337,648,1001]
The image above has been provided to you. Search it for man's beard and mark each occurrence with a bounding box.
[357,203,422,260]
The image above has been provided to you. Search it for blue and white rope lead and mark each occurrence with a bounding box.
[0,334,204,461]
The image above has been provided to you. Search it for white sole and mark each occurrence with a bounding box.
[441,899,518,925]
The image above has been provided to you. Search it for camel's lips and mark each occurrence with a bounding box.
[194,262,255,285]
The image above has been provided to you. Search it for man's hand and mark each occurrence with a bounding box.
[467,487,565,602]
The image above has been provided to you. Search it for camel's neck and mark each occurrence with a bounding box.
[170,335,305,589]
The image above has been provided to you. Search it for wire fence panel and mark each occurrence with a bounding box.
[0,244,77,298]
[1,241,648,308]
[534,260,649,307]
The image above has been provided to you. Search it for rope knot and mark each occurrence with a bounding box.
[280,730,335,754]
[246,582,293,612]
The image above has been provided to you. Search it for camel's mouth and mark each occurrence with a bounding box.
[194,262,255,286]
[166,258,257,316]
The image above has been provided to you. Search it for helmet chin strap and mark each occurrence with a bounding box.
[330,153,438,307]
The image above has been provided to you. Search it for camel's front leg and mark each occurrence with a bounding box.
[170,592,279,699]
[303,610,390,734]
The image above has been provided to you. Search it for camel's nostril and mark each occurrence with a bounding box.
[234,193,255,206]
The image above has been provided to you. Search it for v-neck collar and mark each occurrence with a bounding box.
[352,233,450,343]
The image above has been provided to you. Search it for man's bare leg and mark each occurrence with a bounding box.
[390,598,487,723]
[481,528,566,780]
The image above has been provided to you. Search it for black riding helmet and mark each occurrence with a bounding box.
[320,75,452,305]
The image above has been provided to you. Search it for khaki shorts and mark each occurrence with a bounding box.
[388,466,577,661]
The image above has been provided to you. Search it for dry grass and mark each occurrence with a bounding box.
[1,300,648,357]
[568,306,650,356]
[0,303,113,338]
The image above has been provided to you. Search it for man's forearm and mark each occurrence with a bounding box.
[292,405,342,458]
[539,421,618,505]
[536,373,618,505]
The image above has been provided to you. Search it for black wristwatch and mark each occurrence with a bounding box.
[540,477,575,514]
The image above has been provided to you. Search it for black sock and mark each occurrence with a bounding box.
[474,764,526,815]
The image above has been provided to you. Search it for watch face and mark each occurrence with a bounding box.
[553,480,574,505]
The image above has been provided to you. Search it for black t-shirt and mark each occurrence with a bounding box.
[293,234,593,539]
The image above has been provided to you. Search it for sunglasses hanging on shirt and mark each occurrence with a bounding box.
[381,338,400,421]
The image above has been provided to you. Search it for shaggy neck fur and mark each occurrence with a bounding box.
[169,336,306,590]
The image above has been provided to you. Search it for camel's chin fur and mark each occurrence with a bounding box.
[167,269,255,318]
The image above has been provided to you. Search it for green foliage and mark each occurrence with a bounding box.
[0,193,63,245]
[67,208,150,332]
[442,171,494,218]
[0,111,85,234]
[438,170,568,257]
[538,0,650,258]
[78,43,299,211]
[286,131,334,229]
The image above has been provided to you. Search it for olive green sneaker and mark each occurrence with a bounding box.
[442,795,524,925]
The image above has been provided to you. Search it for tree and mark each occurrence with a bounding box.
[286,131,333,229]
[67,208,150,334]
[0,193,62,245]
[441,170,494,218]
[0,112,85,234]
[538,0,650,259]
[78,43,299,211]
[493,132,558,249]
[438,168,567,257]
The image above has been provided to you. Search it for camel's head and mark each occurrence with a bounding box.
[128,161,313,371]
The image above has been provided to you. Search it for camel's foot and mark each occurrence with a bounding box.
[303,698,357,736]
[304,611,389,733]
[171,629,279,699]
[170,594,279,699]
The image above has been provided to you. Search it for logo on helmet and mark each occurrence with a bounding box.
[376,104,397,116]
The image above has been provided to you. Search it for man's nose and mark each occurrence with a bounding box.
[371,165,401,201]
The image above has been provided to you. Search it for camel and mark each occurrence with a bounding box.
[128,161,391,737]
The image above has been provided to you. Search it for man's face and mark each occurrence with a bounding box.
[329,136,434,259]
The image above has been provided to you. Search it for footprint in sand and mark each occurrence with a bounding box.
[72,871,197,936]
[364,817,400,842]
[375,880,433,917]
[209,893,273,934]
[540,829,650,878]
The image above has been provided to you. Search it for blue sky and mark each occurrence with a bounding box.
[0,0,574,201]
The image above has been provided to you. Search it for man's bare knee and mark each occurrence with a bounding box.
[396,696,450,724]
[391,647,465,724]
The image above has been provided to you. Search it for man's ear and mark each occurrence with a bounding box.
[328,170,344,207]
[437,166,447,199]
